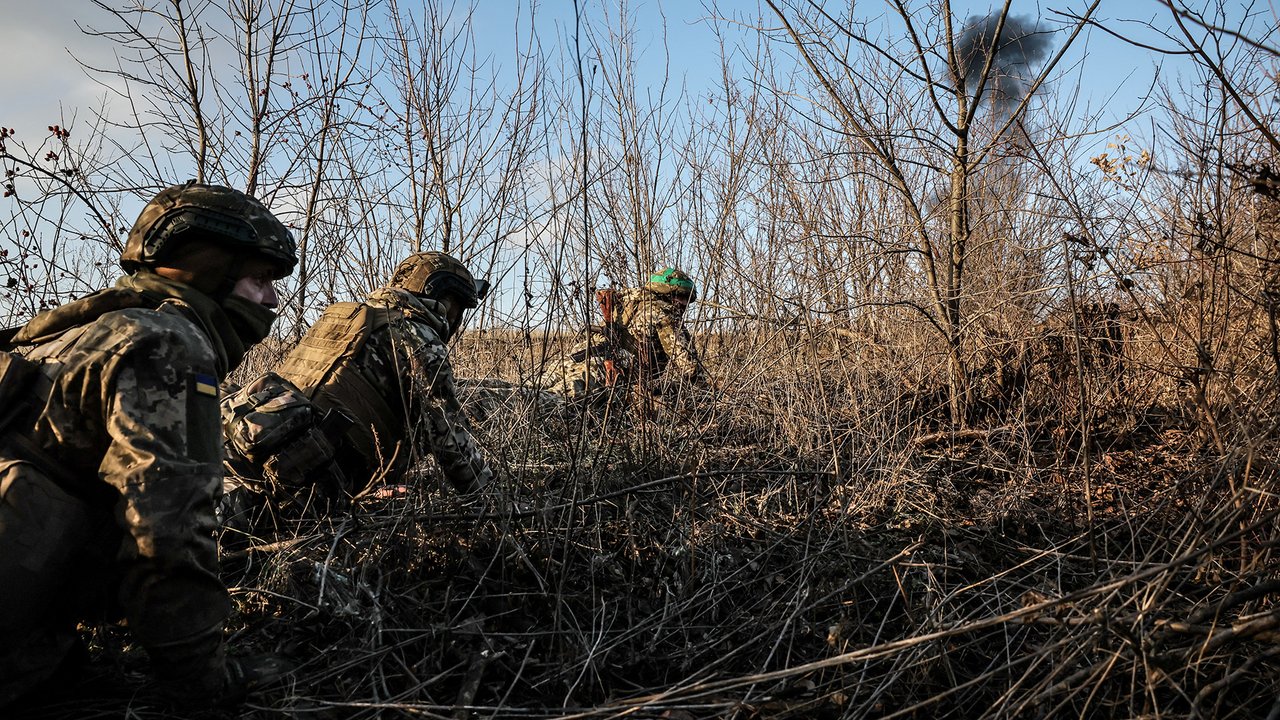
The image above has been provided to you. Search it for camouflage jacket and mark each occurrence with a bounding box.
[275,287,491,494]
[3,281,232,679]
[593,288,704,383]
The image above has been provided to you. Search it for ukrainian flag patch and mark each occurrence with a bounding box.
[193,373,218,397]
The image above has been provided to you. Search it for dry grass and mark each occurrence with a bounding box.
[18,305,1280,720]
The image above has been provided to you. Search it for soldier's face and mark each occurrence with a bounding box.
[232,258,281,309]
[441,294,465,334]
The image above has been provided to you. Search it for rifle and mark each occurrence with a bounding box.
[595,289,623,386]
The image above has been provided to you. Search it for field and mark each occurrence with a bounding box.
[17,313,1280,719]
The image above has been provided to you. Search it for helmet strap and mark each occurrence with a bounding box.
[213,256,244,302]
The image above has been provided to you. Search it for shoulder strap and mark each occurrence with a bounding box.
[10,288,151,346]
[0,324,19,351]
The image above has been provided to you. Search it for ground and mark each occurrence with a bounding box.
[15,383,1280,719]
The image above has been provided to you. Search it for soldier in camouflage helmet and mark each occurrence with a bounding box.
[543,266,707,404]
[221,250,493,515]
[0,181,295,709]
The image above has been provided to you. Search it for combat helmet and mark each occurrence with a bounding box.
[388,251,489,309]
[645,267,696,302]
[121,181,297,277]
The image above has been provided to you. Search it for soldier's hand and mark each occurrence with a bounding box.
[370,483,412,500]
[224,653,296,703]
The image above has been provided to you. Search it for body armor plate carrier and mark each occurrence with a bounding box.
[274,302,405,475]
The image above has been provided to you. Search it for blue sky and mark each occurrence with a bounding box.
[0,0,1272,323]
[0,1,1256,168]
[0,0,1271,270]
[461,0,1247,152]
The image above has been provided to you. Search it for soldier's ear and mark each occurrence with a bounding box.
[151,240,237,295]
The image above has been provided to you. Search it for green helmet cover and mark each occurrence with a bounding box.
[646,267,696,300]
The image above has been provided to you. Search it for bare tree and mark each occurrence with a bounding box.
[760,0,1101,424]
[382,0,541,260]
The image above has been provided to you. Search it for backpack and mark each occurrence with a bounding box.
[0,288,157,434]
[0,324,127,508]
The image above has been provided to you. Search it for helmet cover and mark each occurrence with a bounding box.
[645,267,696,301]
[387,251,488,309]
[121,181,297,277]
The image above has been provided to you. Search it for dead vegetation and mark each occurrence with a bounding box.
[17,315,1280,719]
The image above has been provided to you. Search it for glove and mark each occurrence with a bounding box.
[223,653,297,703]
[156,645,294,707]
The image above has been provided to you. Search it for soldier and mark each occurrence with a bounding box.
[221,251,493,513]
[0,182,297,708]
[543,266,707,404]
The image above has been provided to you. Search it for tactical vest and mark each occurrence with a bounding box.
[274,302,406,474]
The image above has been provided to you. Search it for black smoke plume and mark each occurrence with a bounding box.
[955,14,1053,113]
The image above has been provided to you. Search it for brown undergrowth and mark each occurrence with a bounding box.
[19,330,1280,720]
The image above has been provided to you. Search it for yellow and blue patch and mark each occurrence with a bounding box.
[193,372,218,397]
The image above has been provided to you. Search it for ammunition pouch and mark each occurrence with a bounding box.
[262,407,353,486]
[221,372,353,506]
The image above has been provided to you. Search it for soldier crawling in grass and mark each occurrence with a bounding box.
[542,267,708,407]
[221,251,493,522]
[0,182,297,709]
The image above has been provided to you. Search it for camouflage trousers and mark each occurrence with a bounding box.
[537,348,637,406]
[454,377,569,424]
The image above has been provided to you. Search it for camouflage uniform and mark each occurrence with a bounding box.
[454,377,568,425]
[228,286,491,501]
[1254,168,1280,245]
[0,276,242,706]
[544,287,705,402]
[0,181,295,708]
